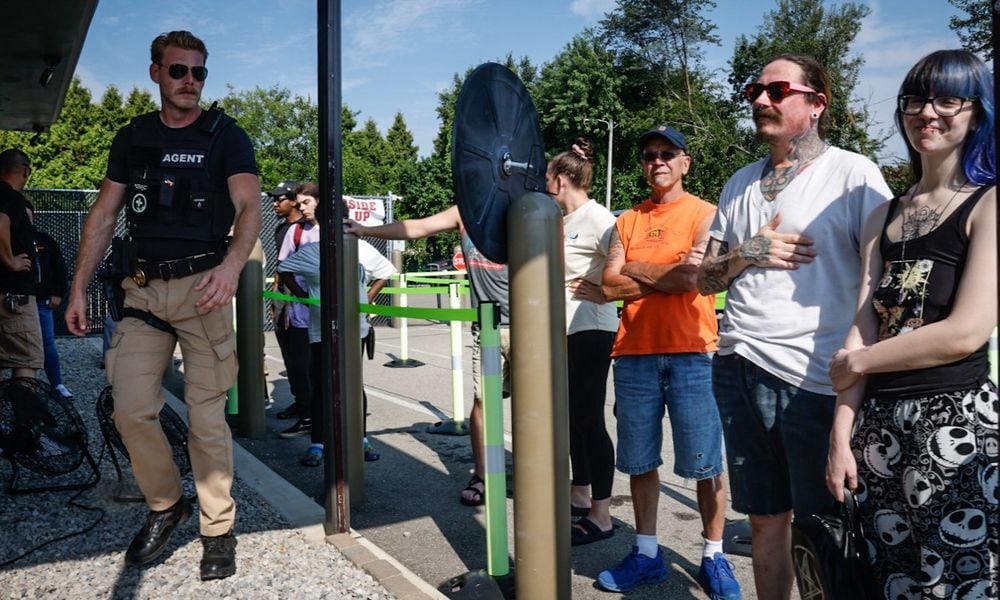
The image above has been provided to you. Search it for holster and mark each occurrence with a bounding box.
[101,236,137,322]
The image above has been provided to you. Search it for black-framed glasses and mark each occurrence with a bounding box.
[744,81,817,103]
[640,150,684,163]
[897,95,976,117]
[160,63,208,82]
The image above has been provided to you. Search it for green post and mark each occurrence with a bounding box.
[384,273,424,368]
[428,281,468,435]
[479,301,508,577]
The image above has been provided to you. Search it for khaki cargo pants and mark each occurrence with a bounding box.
[107,273,238,536]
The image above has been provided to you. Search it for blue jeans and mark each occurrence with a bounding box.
[712,353,836,518]
[613,353,723,480]
[37,302,62,386]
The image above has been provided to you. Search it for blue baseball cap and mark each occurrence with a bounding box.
[637,124,687,151]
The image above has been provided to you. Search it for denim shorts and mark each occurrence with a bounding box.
[712,353,836,518]
[613,353,724,480]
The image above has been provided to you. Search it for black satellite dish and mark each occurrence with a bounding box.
[451,63,546,264]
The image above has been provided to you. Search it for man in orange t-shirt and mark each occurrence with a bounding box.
[596,125,740,599]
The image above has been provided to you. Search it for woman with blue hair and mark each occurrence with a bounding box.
[826,49,996,598]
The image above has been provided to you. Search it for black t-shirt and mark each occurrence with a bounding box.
[106,110,258,261]
[0,181,37,294]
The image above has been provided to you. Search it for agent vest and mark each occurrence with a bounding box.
[125,109,236,246]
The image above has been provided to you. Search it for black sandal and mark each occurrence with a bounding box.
[571,517,614,546]
[459,475,485,506]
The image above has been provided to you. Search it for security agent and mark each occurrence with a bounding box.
[65,31,262,581]
[0,148,43,381]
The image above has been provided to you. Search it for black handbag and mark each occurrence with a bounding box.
[791,490,879,600]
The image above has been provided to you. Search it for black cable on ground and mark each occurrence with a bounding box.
[0,446,108,568]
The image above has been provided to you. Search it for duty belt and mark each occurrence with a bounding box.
[132,252,223,286]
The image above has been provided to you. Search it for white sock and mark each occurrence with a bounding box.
[309,443,323,451]
[635,534,658,558]
[703,537,724,559]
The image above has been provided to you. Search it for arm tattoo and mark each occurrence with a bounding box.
[606,229,624,264]
[738,235,771,263]
[697,240,732,294]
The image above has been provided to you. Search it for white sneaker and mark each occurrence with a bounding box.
[55,384,73,399]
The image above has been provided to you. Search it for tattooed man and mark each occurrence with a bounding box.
[696,54,891,600]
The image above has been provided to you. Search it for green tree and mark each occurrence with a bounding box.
[383,112,418,194]
[534,31,628,206]
[600,0,720,114]
[123,88,157,119]
[216,85,318,188]
[948,0,992,61]
[344,118,388,195]
[728,0,883,158]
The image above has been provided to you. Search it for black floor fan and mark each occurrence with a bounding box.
[0,378,100,494]
[96,385,191,502]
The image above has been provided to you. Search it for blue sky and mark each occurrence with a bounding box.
[75,0,963,165]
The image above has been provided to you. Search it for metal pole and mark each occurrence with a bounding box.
[235,238,265,438]
[318,0,349,534]
[478,301,508,577]
[342,234,364,506]
[604,119,614,209]
[390,246,403,329]
[507,191,570,600]
[428,281,468,435]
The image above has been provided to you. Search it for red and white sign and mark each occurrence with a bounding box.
[452,249,466,270]
[345,196,386,227]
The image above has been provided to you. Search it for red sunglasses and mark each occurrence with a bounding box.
[744,81,817,103]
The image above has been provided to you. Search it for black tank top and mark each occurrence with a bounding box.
[866,185,993,398]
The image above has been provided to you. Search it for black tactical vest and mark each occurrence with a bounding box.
[125,109,236,246]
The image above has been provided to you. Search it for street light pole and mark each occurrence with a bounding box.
[585,117,614,209]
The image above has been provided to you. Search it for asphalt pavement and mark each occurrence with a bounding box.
[160,296,791,600]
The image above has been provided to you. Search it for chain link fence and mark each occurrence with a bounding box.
[25,189,398,336]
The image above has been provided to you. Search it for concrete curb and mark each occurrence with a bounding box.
[91,338,446,599]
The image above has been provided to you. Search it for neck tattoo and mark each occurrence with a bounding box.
[760,130,828,201]
[900,180,966,259]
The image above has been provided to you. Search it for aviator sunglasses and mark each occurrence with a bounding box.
[744,81,817,103]
[160,63,208,82]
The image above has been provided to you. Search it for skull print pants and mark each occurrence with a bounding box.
[853,380,998,599]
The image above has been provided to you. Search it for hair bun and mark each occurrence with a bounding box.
[571,138,593,161]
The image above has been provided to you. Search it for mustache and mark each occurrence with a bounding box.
[753,108,779,123]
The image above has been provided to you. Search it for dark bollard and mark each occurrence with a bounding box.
[342,234,365,506]
[507,191,570,600]
[236,239,265,439]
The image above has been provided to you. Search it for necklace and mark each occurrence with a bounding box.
[900,179,966,260]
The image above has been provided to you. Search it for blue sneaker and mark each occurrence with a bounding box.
[597,546,667,592]
[697,553,741,600]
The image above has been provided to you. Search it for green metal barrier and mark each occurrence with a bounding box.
[266,280,510,576]
[478,301,508,577]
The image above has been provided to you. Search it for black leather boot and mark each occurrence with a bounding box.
[124,496,192,566]
[200,530,237,581]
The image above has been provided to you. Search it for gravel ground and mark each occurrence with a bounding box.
[0,336,395,599]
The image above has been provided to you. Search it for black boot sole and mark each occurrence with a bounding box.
[200,562,236,581]
[124,500,193,566]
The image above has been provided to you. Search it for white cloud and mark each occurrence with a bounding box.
[345,0,482,67]
[569,0,616,21]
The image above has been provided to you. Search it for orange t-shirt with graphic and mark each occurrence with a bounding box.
[611,194,718,356]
